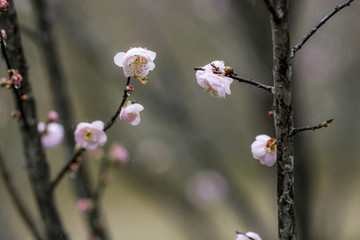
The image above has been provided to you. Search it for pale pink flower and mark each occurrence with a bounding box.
[251,134,277,167]
[196,60,233,98]
[119,103,144,126]
[114,47,156,84]
[38,122,64,148]
[74,121,107,151]
[110,143,129,163]
[236,231,262,240]
[76,198,93,212]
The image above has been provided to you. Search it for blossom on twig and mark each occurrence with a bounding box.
[251,134,277,167]
[114,47,156,84]
[195,60,233,98]
[119,102,144,126]
[74,121,107,151]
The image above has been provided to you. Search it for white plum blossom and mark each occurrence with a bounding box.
[114,47,156,84]
[251,134,277,167]
[38,122,64,148]
[196,60,233,98]
[235,231,262,240]
[74,120,107,151]
[119,103,144,126]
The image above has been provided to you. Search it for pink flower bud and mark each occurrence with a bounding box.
[10,70,22,88]
[251,134,277,167]
[69,163,80,171]
[76,198,93,212]
[0,77,7,87]
[0,0,9,13]
[119,103,144,126]
[11,110,21,118]
[109,143,129,163]
[46,110,59,122]
[74,120,107,150]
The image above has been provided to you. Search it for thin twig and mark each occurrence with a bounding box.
[50,77,132,190]
[0,148,46,240]
[290,119,333,136]
[291,0,354,58]
[194,68,273,92]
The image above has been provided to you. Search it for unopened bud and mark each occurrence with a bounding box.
[126,84,134,92]
[0,77,7,87]
[69,163,79,171]
[11,110,21,118]
[224,66,233,74]
[46,111,59,122]
[268,111,273,117]
[0,1,9,13]
[21,94,28,101]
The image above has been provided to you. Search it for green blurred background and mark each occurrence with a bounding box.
[0,0,359,239]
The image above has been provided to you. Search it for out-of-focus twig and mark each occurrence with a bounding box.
[291,0,354,58]
[0,148,46,240]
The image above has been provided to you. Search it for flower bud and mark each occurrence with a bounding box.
[0,1,9,13]
[46,111,59,122]
[21,94,28,101]
[11,110,21,118]
[224,66,233,74]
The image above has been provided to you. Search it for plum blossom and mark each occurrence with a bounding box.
[119,102,144,126]
[114,47,156,84]
[38,122,64,148]
[251,134,277,167]
[76,198,93,212]
[74,120,107,151]
[196,60,233,98]
[236,231,262,240]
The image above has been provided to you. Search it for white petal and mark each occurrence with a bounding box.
[114,52,126,67]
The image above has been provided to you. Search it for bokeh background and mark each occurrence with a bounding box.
[0,0,359,239]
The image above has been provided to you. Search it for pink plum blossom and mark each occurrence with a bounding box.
[0,0,9,13]
[38,122,64,148]
[251,134,277,167]
[236,231,262,240]
[110,143,129,163]
[74,120,107,151]
[196,60,233,98]
[119,103,144,126]
[114,47,156,84]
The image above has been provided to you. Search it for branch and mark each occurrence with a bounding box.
[194,68,273,92]
[290,119,333,136]
[50,77,132,190]
[0,148,46,240]
[291,0,354,58]
[263,0,280,20]
[93,155,111,208]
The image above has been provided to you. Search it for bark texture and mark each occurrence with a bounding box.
[269,1,296,240]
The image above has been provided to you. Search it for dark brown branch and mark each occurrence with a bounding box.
[194,68,273,92]
[93,155,111,208]
[0,148,46,240]
[263,0,281,20]
[51,77,131,190]
[291,0,354,58]
[270,1,296,239]
[0,1,68,239]
[290,119,333,136]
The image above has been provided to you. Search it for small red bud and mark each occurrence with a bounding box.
[21,94,28,101]
[268,111,273,117]
[11,110,21,118]
[46,111,59,122]
[224,66,233,74]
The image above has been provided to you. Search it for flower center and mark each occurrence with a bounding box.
[84,130,93,141]
[265,138,276,154]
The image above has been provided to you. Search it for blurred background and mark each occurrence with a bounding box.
[0,0,359,239]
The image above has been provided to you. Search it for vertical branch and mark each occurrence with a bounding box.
[29,0,110,239]
[0,1,68,239]
[0,148,46,240]
[269,1,296,240]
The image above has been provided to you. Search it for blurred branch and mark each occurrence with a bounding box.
[0,1,68,239]
[290,119,333,136]
[93,155,111,208]
[263,0,281,20]
[291,0,354,58]
[0,148,46,240]
[194,68,273,92]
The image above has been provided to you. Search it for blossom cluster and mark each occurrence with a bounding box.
[38,111,64,148]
